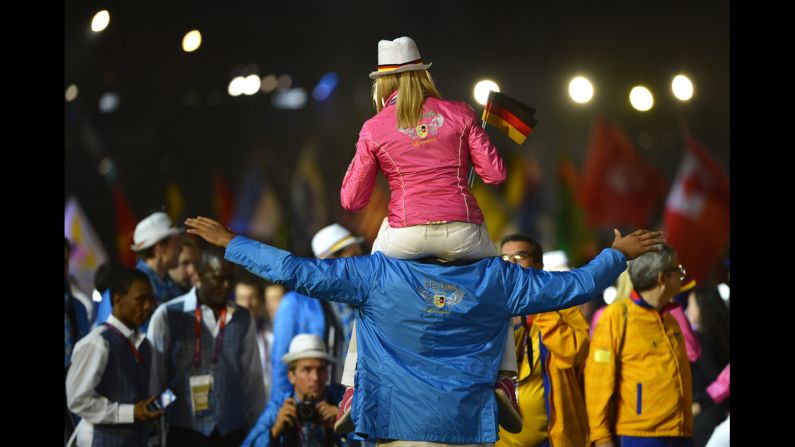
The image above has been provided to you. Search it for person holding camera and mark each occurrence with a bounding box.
[242,334,357,447]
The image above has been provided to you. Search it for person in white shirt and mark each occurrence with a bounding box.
[66,267,163,447]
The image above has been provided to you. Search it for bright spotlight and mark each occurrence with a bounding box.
[473,80,500,105]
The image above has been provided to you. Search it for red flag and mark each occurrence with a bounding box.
[213,171,235,228]
[112,185,137,266]
[578,116,668,228]
[664,136,729,282]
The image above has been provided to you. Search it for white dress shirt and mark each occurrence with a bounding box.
[66,315,148,446]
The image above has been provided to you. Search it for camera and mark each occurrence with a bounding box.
[295,394,319,423]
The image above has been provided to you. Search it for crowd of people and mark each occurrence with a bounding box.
[64,36,729,447]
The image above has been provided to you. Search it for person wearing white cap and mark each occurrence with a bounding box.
[338,35,520,435]
[131,211,185,309]
[186,215,663,447]
[268,223,363,411]
[241,334,356,447]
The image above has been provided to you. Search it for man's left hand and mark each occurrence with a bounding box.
[611,229,666,260]
[316,401,338,425]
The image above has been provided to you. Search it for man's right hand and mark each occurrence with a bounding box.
[271,398,298,438]
[133,396,164,421]
[611,229,665,261]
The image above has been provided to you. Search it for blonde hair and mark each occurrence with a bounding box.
[372,70,442,129]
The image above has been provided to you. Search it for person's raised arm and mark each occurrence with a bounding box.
[186,217,371,306]
[506,229,665,316]
[341,129,379,212]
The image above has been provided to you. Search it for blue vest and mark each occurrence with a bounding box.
[163,302,252,436]
[92,327,153,447]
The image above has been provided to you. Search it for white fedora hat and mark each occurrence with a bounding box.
[130,211,183,251]
[281,334,338,364]
[369,36,432,80]
[311,223,363,259]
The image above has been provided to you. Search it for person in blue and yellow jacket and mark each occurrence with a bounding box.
[497,234,590,447]
[585,244,693,447]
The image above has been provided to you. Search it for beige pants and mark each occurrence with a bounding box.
[378,441,494,447]
[371,218,497,260]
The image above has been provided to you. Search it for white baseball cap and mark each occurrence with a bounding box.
[281,334,337,364]
[542,250,570,272]
[311,223,363,259]
[131,212,183,251]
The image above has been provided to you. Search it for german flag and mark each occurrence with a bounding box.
[482,91,537,145]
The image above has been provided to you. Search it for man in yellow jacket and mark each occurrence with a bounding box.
[585,244,693,447]
[497,234,590,447]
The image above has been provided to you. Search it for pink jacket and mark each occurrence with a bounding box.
[707,363,730,404]
[341,91,506,228]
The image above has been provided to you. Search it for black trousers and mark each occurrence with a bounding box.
[167,426,246,447]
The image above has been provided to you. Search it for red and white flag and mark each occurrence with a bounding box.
[664,136,730,282]
[578,116,667,228]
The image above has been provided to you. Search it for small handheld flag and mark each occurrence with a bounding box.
[482,90,537,145]
[469,91,538,187]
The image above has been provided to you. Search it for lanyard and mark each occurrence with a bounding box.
[193,306,228,370]
[517,315,535,376]
[103,323,143,364]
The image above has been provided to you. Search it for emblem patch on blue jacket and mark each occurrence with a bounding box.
[417,280,464,314]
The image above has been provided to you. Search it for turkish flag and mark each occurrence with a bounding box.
[578,116,668,228]
[664,136,729,282]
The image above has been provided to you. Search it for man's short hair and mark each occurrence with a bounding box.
[137,243,159,261]
[108,267,151,298]
[500,233,543,264]
[94,260,124,292]
[628,244,676,291]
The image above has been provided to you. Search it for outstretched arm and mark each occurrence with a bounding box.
[506,229,665,316]
[186,217,371,306]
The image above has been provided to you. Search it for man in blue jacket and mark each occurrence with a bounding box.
[186,216,663,445]
[242,333,358,447]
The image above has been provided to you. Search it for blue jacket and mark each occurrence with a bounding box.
[242,384,354,447]
[226,236,626,443]
[269,291,327,404]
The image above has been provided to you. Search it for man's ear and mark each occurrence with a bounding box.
[111,293,121,307]
[287,370,296,385]
[656,271,667,287]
